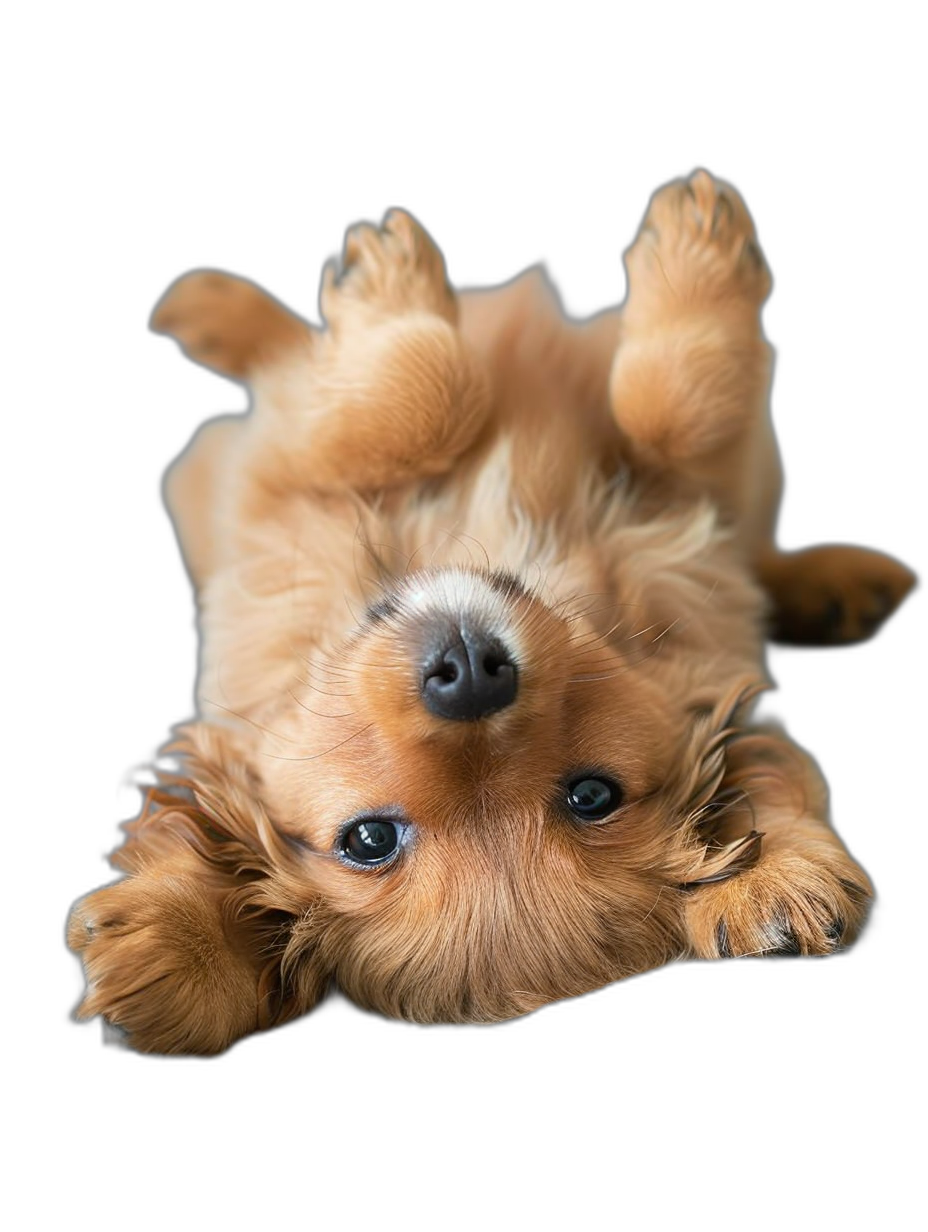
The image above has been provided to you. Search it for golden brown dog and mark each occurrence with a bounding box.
[68,171,915,1053]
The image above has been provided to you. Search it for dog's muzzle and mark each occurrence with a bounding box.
[420,623,518,721]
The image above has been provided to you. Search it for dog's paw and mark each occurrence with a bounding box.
[68,876,259,1054]
[321,209,457,328]
[625,169,771,316]
[763,544,917,646]
[151,270,309,379]
[686,846,873,959]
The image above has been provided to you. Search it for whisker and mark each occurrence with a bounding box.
[568,616,631,654]
[531,560,554,603]
[564,650,623,670]
[617,638,674,669]
[566,620,681,681]
[286,687,356,721]
[403,537,435,577]
[202,696,301,745]
[302,661,352,683]
[290,674,351,699]
[647,615,682,643]
[264,722,374,763]
[566,668,639,683]
[305,655,412,680]
[558,597,617,622]
[369,539,414,568]
[640,886,666,926]
[553,590,615,613]
[623,618,671,642]
[431,525,476,569]
[451,530,492,572]
[564,604,633,630]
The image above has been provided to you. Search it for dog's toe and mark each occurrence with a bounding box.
[323,209,456,326]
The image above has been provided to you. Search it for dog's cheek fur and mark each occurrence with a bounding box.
[306,810,689,1024]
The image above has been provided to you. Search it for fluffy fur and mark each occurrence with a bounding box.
[68,171,914,1053]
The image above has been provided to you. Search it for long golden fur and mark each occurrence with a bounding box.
[68,171,915,1053]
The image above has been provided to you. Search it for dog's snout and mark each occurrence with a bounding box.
[421,629,517,721]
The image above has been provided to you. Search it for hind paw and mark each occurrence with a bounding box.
[321,209,456,328]
[625,168,771,320]
[151,271,309,379]
[762,545,917,645]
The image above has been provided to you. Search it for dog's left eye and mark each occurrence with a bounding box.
[340,817,404,866]
[565,775,622,821]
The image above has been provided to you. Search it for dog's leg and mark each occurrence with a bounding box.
[162,415,243,591]
[681,724,873,958]
[756,544,915,645]
[611,169,774,534]
[69,849,273,1054]
[611,170,914,644]
[68,730,330,1054]
[154,211,490,500]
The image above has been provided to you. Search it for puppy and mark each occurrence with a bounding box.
[68,172,915,1053]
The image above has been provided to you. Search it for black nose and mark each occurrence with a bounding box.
[421,630,518,721]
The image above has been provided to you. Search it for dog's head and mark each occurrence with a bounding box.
[160,552,769,1030]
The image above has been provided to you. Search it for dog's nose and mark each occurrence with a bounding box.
[421,629,517,721]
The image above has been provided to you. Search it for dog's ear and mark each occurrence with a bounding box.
[663,686,873,959]
[68,723,332,1053]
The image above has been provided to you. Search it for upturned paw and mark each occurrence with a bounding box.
[686,846,873,959]
[762,545,917,646]
[68,875,259,1054]
[151,270,309,379]
[321,209,457,328]
[625,169,771,317]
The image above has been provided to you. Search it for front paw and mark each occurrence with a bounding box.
[321,208,457,328]
[685,846,873,959]
[625,169,771,319]
[68,875,259,1054]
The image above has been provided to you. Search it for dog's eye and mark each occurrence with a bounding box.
[341,817,403,866]
[565,775,622,821]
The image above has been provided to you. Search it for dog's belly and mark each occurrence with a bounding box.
[456,271,626,523]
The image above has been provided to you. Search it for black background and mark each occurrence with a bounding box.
[56,122,921,1089]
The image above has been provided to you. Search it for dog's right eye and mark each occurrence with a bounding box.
[340,817,404,866]
[565,774,623,821]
